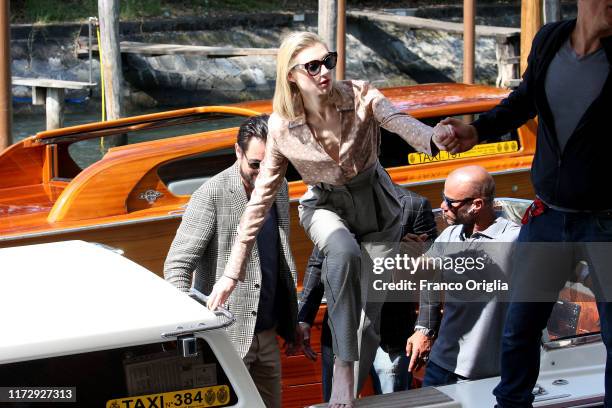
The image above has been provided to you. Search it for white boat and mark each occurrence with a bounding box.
[0,240,265,408]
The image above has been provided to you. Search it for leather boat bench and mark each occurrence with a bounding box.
[167,177,212,196]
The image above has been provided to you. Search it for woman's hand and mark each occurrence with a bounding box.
[432,122,455,151]
[434,117,480,154]
[207,275,237,310]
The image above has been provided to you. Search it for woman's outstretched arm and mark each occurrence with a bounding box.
[207,124,289,309]
[359,81,451,155]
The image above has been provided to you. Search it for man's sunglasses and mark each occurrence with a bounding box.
[442,193,475,209]
[292,52,338,77]
[244,153,261,170]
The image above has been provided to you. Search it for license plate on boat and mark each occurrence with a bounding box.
[408,141,519,164]
[106,385,231,408]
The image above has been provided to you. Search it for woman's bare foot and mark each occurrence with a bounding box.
[328,359,355,408]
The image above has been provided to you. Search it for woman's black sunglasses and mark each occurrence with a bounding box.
[292,52,338,77]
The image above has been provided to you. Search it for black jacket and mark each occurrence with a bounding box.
[472,20,612,210]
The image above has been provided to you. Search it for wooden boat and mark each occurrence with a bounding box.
[0,83,536,274]
[0,82,538,407]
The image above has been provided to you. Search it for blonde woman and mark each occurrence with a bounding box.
[208,31,454,407]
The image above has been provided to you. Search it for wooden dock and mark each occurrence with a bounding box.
[12,77,96,91]
[82,41,278,57]
[348,11,521,88]
[12,77,96,130]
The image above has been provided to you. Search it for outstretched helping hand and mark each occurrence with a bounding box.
[434,117,479,154]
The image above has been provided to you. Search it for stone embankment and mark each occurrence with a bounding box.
[12,5,576,112]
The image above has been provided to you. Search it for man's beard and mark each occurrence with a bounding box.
[443,210,474,227]
[240,167,256,189]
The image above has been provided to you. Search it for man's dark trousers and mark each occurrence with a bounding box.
[494,208,612,407]
[423,360,466,387]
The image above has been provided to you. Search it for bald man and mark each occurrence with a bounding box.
[405,166,520,385]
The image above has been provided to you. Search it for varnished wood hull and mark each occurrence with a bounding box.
[0,168,534,285]
[0,171,533,408]
[0,171,534,408]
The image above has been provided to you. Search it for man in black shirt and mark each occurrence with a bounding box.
[441,2,612,406]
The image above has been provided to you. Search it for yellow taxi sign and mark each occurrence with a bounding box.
[408,141,519,165]
[106,385,230,408]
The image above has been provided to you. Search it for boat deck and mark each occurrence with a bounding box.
[0,181,180,237]
[0,184,61,235]
[0,184,63,217]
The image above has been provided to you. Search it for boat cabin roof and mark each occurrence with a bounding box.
[0,241,215,364]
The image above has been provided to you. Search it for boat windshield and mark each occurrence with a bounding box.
[545,272,601,344]
[61,112,248,173]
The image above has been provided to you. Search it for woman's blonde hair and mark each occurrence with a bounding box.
[273,31,328,121]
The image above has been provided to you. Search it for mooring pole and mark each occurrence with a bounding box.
[336,0,346,80]
[0,0,12,151]
[318,0,338,56]
[520,0,543,75]
[543,0,561,24]
[98,0,126,146]
[463,0,475,84]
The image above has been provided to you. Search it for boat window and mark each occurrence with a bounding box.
[379,113,520,169]
[0,337,238,408]
[158,147,237,195]
[158,147,302,197]
[61,113,248,173]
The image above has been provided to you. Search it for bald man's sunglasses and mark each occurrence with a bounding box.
[442,193,475,209]
[292,52,338,76]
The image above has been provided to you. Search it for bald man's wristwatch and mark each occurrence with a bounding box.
[414,326,435,338]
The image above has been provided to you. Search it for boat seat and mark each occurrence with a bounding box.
[494,198,531,225]
[166,177,211,196]
[0,184,62,217]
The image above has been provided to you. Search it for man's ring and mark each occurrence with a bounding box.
[422,355,429,361]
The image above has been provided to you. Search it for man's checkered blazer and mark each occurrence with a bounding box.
[164,162,298,358]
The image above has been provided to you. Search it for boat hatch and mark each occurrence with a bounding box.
[161,289,236,339]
